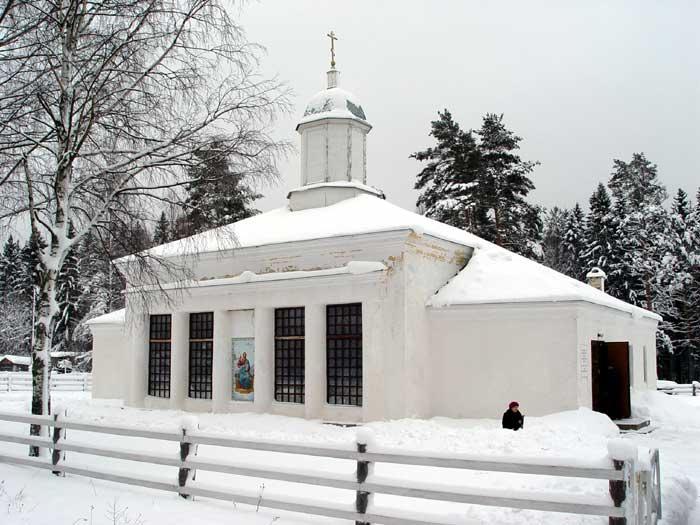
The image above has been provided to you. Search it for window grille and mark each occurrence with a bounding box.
[148,314,171,398]
[189,312,213,399]
[274,307,305,403]
[326,303,362,406]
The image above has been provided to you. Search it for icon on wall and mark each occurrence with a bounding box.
[232,337,254,401]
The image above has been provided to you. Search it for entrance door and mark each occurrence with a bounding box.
[590,341,631,420]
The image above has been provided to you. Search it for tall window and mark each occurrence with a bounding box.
[274,307,305,403]
[148,314,171,398]
[327,303,362,406]
[189,312,213,399]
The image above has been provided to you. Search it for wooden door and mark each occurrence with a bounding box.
[606,342,631,419]
[591,340,606,414]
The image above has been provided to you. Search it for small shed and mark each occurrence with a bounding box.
[0,355,30,372]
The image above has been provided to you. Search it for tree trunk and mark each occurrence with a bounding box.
[29,290,54,456]
[494,205,503,246]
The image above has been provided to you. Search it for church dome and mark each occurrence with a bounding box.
[298,86,367,126]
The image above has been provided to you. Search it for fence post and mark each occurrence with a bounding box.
[51,413,63,476]
[355,429,374,525]
[177,417,198,499]
[607,439,638,525]
[178,427,192,499]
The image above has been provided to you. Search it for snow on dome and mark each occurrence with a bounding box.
[298,87,367,126]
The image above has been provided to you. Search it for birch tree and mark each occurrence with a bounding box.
[0,0,289,453]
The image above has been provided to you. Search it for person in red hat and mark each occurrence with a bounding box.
[502,401,524,430]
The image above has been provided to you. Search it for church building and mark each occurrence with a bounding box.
[88,54,660,424]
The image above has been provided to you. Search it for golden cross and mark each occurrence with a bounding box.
[327,31,338,68]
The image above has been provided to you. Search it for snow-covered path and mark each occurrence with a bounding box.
[0,391,697,524]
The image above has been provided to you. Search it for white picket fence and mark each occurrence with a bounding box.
[0,373,91,393]
[0,411,661,524]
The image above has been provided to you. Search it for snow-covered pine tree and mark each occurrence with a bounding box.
[542,207,570,273]
[412,110,486,234]
[153,211,171,246]
[16,233,46,304]
[0,235,22,300]
[607,153,668,311]
[606,195,644,303]
[181,141,263,237]
[561,203,586,280]
[54,231,81,354]
[476,113,540,257]
[583,183,615,275]
[660,188,700,381]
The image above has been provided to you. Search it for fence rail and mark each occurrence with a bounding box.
[0,373,91,392]
[0,411,660,525]
[657,381,698,396]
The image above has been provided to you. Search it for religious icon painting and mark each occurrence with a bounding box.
[232,337,255,401]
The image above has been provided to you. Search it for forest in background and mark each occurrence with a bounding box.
[0,109,697,383]
[412,110,699,383]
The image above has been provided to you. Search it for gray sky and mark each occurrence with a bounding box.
[241,0,699,214]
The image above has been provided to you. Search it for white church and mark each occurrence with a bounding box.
[88,56,660,424]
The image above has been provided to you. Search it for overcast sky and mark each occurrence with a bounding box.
[240,0,699,214]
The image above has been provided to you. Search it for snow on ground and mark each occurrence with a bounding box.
[628,390,700,525]
[0,391,697,524]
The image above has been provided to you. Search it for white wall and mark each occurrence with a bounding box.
[575,304,658,403]
[90,324,127,400]
[430,305,579,418]
[430,302,658,420]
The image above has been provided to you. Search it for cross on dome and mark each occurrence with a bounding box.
[327,30,338,69]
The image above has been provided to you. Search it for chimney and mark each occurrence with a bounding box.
[586,267,607,293]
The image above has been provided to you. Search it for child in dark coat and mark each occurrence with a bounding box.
[502,401,524,431]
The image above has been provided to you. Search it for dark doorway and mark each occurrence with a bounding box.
[591,341,631,420]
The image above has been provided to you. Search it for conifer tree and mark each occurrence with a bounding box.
[0,235,22,300]
[182,141,262,236]
[606,153,668,311]
[583,183,615,274]
[476,113,540,257]
[561,203,586,280]
[153,212,171,246]
[54,229,81,353]
[542,207,570,273]
[412,110,485,234]
[661,188,700,381]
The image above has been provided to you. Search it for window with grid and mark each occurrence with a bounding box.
[274,307,305,403]
[189,312,213,399]
[326,303,362,406]
[148,314,171,398]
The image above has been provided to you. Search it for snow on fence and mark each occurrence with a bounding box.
[657,381,699,396]
[0,412,661,525]
[0,372,92,393]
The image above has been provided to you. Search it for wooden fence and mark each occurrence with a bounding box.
[0,372,91,392]
[0,411,661,525]
[657,382,698,397]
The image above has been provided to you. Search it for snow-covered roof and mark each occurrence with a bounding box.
[85,308,126,326]
[429,245,661,320]
[136,194,486,260]
[297,87,368,127]
[128,194,659,320]
[0,355,30,365]
[286,180,385,199]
